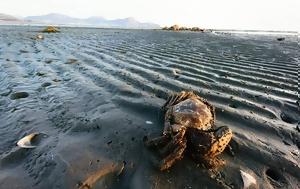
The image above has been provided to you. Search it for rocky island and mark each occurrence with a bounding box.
[162,24,207,32]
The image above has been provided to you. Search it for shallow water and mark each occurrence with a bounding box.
[0,26,299,188]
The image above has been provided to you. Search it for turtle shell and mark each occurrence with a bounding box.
[170,98,215,131]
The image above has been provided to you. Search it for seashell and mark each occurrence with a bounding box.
[240,170,257,189]
[17,133,40,148]
[36,34,44,39]
[172,69,181,77]
[146,121,153,124]
[79,161,125,189]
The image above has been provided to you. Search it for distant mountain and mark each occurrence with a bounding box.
[0,13,30,25]
[0,13,19,21]
[24,13,160,29]
[85,16,106,25]
[108,17,159,29]
[25,13,82,25]
[0,13,26,24]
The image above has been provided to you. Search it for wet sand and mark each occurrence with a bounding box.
[0,26,299,189]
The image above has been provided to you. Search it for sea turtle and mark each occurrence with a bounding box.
[145,91,232,171]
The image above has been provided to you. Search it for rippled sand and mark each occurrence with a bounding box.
[0,26,299,189]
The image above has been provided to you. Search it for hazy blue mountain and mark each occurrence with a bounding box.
[0,13,32,25]
[85,16,106,25]
[24,13,160,29]
[110,17,150,28]
[0,13,20,21]
[25,13,82,25]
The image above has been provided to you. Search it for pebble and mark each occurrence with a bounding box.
[10,92,29,100]
[41,82,52,87]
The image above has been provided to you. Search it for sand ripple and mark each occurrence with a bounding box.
[0,26,299,188]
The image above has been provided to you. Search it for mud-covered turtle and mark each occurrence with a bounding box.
[145,91,232,170]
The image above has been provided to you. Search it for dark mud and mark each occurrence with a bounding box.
[0,26,299,189]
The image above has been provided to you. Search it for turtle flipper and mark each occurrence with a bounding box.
[144,134,171,149]
[208,126,233,157]
[159,137,187,171]
[159,126,187,170]
[186,126,232,168]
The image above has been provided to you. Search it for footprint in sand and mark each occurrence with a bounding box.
[280,112,297,124]
[265,168,288,188]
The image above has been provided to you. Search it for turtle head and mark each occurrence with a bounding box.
[208,126,233,157]
[214,126,232,140]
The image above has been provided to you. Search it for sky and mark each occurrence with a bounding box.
[1,0,300,31]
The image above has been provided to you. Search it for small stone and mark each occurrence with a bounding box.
[10,92,29,100]
[36,72,46,76]
[45,60,52,64]
[41,82,52,87]
[20,49,28,53]
[52,78,61,82]
[66,59,78,64]
[107,141,112,145]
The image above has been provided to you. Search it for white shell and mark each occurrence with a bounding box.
[240,170,257,189]
[36,34,44,39]
[79,162,125,189]
[146,121,153,124]
[172,69,181,76]
[17,133,39,148]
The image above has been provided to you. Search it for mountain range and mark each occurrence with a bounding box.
[0,13,161,29]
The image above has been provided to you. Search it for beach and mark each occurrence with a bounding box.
[0,26,299,188]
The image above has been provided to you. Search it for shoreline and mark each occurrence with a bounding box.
[0,24,298,35]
